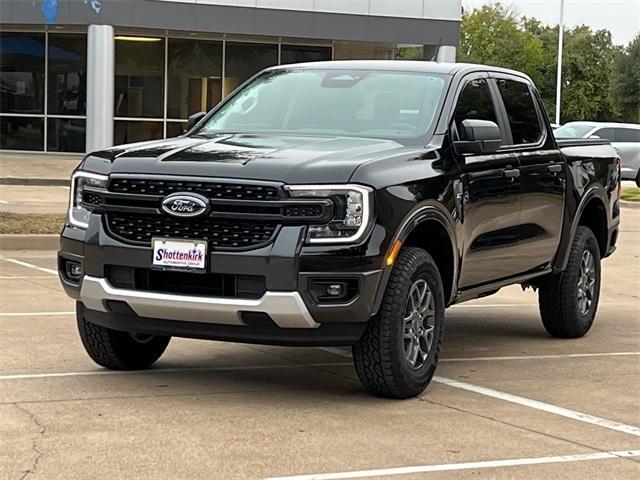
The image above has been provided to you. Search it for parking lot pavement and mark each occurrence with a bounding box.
[0,185,69,214]
[0,207,638,480]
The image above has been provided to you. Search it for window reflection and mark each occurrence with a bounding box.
[0,33,46,114]
[48,118,86,152]
[280,45,332,65]
[224,42,278,96]
[166,121,187,138]
[115,37,164,118]
[167,39,222,119]
[114,120,163,145]
[48,34,87,115]
[0,116,44,150]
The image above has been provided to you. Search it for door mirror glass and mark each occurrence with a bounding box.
[453,119,502,155]
[186,111,206,132]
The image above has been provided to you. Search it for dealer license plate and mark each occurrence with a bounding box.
[152,238,207,271]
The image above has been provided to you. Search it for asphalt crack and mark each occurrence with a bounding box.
[13,403,47,480]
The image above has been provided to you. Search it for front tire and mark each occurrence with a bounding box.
[538,227,601,338]
[353,247,445,398]
[77,303,171,370]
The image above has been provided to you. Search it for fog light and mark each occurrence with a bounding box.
[65,261,83,281]
[325,283,345,297]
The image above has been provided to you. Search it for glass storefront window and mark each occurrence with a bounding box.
[48,34,87,115]
[0,116,44,150]
[224,42,278,97]
[115,37,165,118]
[167,39,222,119]
[47,118,86,152]
[114,120,163,145]
[0,33,46,114]
[166,121,187,138]
[280,45,332,65]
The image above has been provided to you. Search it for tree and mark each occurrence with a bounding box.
[559,26,619,122]
[611,34,640,123]
[458,4,545,87]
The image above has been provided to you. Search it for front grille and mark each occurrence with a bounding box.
[283,204,324,217]
[106,213,278,250]
[83,191,104,207]
[108,178,282,201]
[106,266,266,299]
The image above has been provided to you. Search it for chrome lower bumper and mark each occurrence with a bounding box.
[79,275,319,329]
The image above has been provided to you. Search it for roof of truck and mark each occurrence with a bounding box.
[268,60,534,83]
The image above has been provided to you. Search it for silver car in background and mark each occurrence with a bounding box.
[555,122,640,186]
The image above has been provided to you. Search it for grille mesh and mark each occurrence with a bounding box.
[106,213,278,250]
[82,191,104,206]
[109,178,281,200]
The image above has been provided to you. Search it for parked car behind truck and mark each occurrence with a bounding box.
[59,61,621,398]
[555,121,640,186]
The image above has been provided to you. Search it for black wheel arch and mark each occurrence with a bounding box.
[555,186,610,272]
[372,203,459,314]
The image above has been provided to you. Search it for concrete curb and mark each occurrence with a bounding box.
[0,234,60,251]
[0,177,70,186]
[620,201,640,210]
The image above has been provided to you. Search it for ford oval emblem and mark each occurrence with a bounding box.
[161,193,209,218]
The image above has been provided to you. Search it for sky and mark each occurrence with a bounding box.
[462,0,639,46]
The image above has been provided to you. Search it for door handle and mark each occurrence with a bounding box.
[547,164,563,173]
[503,168,520,179]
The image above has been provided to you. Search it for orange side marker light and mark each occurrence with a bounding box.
[386,240,402,266]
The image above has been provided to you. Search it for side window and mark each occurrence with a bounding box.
[496,79,542,145]
[593,128,616,141]
[617,128,640,142]
[453,78,499,139]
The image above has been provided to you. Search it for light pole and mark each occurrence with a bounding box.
[555,0,565,125]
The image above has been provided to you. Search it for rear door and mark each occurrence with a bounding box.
[492,74,565,273]
[452,74,524,289]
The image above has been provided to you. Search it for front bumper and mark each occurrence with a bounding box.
[80,275,318,328]
[59,214,388,345]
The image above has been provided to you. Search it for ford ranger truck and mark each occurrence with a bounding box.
[59,61,621,398]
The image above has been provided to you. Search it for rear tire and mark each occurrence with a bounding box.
[353,247,445,399]
[635,171,640,188]
[77,303,171,370]
[538,227,601,338]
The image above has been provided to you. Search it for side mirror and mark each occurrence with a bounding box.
[453,119,502,155]
[185,111,206,133]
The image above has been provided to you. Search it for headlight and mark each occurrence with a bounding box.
[68,171,108,229]
[286,184,373,244]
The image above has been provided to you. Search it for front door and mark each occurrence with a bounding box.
[493,76,565,272]
[452,76,524,289]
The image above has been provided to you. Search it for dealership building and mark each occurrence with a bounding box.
[0,0,461,154]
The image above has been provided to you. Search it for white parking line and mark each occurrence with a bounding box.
[318,348,640,363]
[0,258,57,276]
[451,303,535,308]
[0,362,353,381]
[318,347,640,437]
[441,352,640,362]
[0,275,56,279]
[435,376,640,437]
[0,311,74,317]
[264,450,640,480]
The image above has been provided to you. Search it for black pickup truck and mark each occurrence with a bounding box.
[59,61,621,398]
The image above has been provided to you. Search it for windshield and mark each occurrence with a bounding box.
[554,123,594,138]
[197,69,449,141]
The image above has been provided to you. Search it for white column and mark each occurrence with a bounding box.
[86,25,114,153]
[436,46,456,63]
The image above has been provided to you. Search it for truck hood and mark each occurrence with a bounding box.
[86,134,419,184]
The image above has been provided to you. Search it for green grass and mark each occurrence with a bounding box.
[621,187,640,202]
[0,213,65,234]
